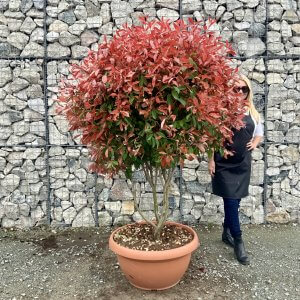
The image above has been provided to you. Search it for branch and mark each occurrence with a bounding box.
[132,181,157,229]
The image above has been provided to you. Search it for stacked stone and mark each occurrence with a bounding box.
[0,60,45,146]
[0,0,44,57]
[1,0,300,227]
[49,146,98,227]
[0,146,47,227]
[266,58,300,223]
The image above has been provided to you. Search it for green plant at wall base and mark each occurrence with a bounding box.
[57,18,247,239]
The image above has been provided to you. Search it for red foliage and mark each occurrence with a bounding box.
[57,18,247,177]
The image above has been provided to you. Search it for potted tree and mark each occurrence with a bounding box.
[57,18,246,290]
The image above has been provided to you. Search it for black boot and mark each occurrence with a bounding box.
[233,236,250,265]
[222,227,234,247]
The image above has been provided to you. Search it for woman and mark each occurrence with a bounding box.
[208,75,263,265]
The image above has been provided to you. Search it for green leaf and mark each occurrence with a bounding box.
[171,88,179,100]
[139,74,147,87]
[172,88,186,106]
[129,94,135,104]
[125,168,133,180]
[189,57,198,67]
[151,110,158,119]
[167,93,173,105]
[122,151,128,160]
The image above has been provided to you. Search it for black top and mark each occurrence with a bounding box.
[212,114,255,199]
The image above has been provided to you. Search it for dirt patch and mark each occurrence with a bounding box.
[113,223,193,251]
[0,224,299,300]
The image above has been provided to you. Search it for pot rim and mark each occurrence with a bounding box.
[109,221,200,261]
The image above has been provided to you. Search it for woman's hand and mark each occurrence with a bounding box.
[247,136,263,151]
[208,159,215,176]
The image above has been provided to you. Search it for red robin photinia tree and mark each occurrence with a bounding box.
[57,18,247,238]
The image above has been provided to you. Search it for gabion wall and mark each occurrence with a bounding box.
[0,0,300,228]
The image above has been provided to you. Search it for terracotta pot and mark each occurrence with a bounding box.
[109,221,199,290]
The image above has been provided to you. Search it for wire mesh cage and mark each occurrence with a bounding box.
[0,0,299,227]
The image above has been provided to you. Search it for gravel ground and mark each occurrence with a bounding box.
[0,223,299,300]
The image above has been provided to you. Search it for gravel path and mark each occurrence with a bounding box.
[0,223,299,300]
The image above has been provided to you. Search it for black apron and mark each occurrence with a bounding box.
[212,114,255,199]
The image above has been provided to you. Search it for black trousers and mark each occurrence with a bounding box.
[223,198,242,238]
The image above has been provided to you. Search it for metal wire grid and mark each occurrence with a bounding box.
[0,0,299,226]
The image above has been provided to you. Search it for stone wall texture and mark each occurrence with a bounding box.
[0,0,300,228]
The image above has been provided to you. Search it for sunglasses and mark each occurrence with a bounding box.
[234,86,249,94]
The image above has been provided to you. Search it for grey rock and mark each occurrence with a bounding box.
[203,1,218,17]
[113,215,132,226]
[72,207,95,227]
[3,202,19,220]
[58,10,77,25]
[227,0,243,12]
[0,157,6,171]
[47,31,59,42]
[0,42,20,57]
[49,20,69,33]
[285,127,300,143]
[21,42,44,57]
[9,0,21,11]
[33,0,43,10]
[1,174,20,192]
[30,28,44,44]
[291,24,300,35]
[63,206,77,224]
[20,68,40,84]
[29,121,45,137]
[9,78,29,93]
[86,16,102,29]
[27,98,45,114]
[0,25,9,38]
[138,193,163,210]
[182,0,201,13]
[110,180,133,201]
[68,20,86,35]
[21,0,33,13]
[98,211,112,226]
[100,3,111,24]
[282,9,299,23]
[72,192,88,211]
[81,30,99,47]
[246,38,266,57]
[23,148,42,160]
[181,199,194,215]
[111,0,133,18]
[59,31,80,46]
[85,0,100,17]
[186,181,207,194]
[0,67,12,88]
[182,168,197,181]
[13,121,30,136]
[74,5,87,20]
[49,123,67,145]
[268,4,283,20]
[98,22,113,35]
[266,209,290,224]
[0,0,9,10]
[157,8,179,21]
[48,42,71,58]
[20,17,36,34]
[249,23,265,37]
[71,45,89,58]
[254,5,266,23]
[104,201,122,213]
[66,178,84,192]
